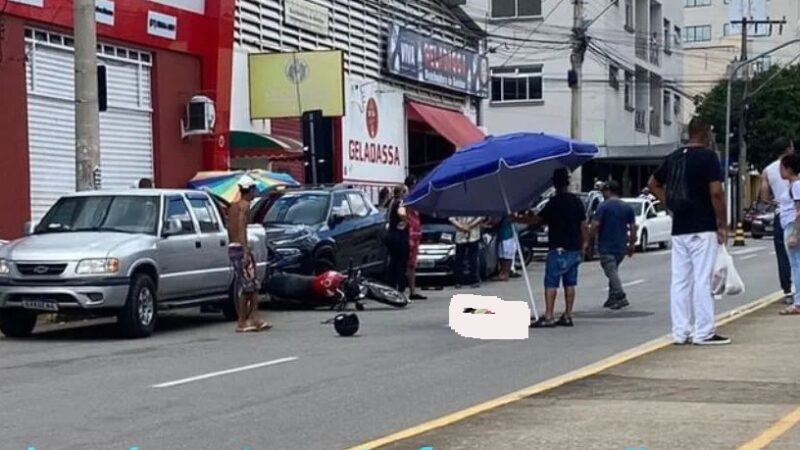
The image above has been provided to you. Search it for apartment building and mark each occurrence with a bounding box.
[465,0,684,194]
[683,0,800,119]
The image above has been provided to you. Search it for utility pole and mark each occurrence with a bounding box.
[569,0,587,191]
[74,0,101,191]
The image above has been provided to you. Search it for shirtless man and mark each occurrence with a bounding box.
[228,175,270,333]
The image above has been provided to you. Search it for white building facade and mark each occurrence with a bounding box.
[465,0,685,194]
[682,0,800,119]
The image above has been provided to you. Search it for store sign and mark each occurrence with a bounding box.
[147,11,177,40]
[249,51,344,119]
[386,23,488,98]
[96,0,115,26]
[342,77,406,186]
[284,0,330,36]
[148,0,205,15]
[9,0,43,7]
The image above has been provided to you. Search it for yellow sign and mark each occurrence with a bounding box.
[249,51,344,119]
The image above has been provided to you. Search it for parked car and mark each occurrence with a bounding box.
[621,197,672,251]
[751,209,776,239]
[250,185,387,276]
[519,191,604,261]
[745,201,775,236]
[0,190,268,338]
[415,215,499,282]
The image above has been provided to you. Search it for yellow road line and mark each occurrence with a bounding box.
[346,291,783,450]
[737,406,800,450]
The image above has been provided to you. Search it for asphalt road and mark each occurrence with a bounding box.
[0,239,783,450]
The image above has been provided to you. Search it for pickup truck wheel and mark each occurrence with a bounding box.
[0,309,37,338]
[117,274,157,339]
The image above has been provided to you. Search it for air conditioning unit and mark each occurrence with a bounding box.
[181,95,216,139]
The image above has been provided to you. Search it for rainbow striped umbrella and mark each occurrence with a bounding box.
[188,170,300,204]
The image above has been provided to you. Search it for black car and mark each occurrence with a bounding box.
[415,215,499,282]
[250,185,387,276]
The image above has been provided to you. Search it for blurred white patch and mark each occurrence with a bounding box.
[449,294,530,340]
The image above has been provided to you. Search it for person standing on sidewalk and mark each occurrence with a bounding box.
[648,117,729,346]
[404,175,427,300]
[518,168,587,328]
[777,154,800,315]
[760,137,795,304]
[450,216,484,288]
[590,180,637,310]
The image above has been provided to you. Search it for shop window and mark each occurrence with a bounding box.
[491,0,541,18]
[490,66,543,104]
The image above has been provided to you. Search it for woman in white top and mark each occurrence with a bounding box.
[778,154,800,315]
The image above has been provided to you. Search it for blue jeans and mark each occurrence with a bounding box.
[784,223,800,307]
[544,250,582,289]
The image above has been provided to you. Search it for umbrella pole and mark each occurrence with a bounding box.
[497,175,539,322]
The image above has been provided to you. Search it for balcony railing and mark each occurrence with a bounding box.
[635,109,646,132]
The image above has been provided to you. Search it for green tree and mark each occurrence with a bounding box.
[695,64,800,171]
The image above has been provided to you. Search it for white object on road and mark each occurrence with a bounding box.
[449,294,530,340]
[152,357,299,388]
[712,246,745,296]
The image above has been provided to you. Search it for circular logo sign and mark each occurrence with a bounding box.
[365,98,379,139]
[285,58,309,85]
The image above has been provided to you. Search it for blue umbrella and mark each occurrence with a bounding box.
[404,132,599,321]
[405,133,599,216]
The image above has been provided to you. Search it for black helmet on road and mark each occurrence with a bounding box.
[334,313,359,337]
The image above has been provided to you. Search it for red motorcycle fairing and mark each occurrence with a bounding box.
[312,271,347,298]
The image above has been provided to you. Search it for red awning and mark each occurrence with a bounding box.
[406,101,485,150]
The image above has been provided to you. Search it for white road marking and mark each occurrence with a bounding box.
[739,254,759,261]
[152,357,299,388]
[604,279,646,291]
[769,251,777,256]
[729,248,763,256]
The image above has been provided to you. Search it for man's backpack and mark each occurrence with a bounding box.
[665,148,692,213]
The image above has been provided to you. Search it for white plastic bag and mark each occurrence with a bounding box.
[712,246,745,296]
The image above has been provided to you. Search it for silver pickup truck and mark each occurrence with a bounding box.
[0,189,267,338]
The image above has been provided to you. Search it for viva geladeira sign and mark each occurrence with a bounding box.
[342,77,406,184]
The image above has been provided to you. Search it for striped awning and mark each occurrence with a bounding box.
[229,130,303,151]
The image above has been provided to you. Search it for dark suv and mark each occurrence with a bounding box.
[250,185,387,276]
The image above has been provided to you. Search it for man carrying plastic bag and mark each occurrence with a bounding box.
[712,247,745,297]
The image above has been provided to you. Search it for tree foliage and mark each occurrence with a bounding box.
[695,64,800,171]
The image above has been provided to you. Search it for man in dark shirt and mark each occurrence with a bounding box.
[648,116,729,346]
[517,168,587,328]
[590,180,637,310]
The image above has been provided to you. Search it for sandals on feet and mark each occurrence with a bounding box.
[253,321,273,331]
[236,325,256,333]
[779,306,800,316]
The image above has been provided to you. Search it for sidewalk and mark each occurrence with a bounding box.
[376,301,800,450]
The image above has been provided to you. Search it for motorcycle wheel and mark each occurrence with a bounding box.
[362,281,409,308]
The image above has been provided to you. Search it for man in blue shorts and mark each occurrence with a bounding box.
[516,168,588,327]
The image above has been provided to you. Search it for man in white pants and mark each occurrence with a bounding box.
[649,117,729,345]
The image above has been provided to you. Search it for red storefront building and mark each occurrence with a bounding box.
[0,0,236,238]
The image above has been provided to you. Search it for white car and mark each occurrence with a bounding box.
[622,198,672,251]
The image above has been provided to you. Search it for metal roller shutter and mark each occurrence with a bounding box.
[24,29,154,221]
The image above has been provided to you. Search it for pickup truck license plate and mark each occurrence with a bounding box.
[22,300,59,312]
[417,260,435,269]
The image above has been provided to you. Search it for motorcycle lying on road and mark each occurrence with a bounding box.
[263,263,409,311]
